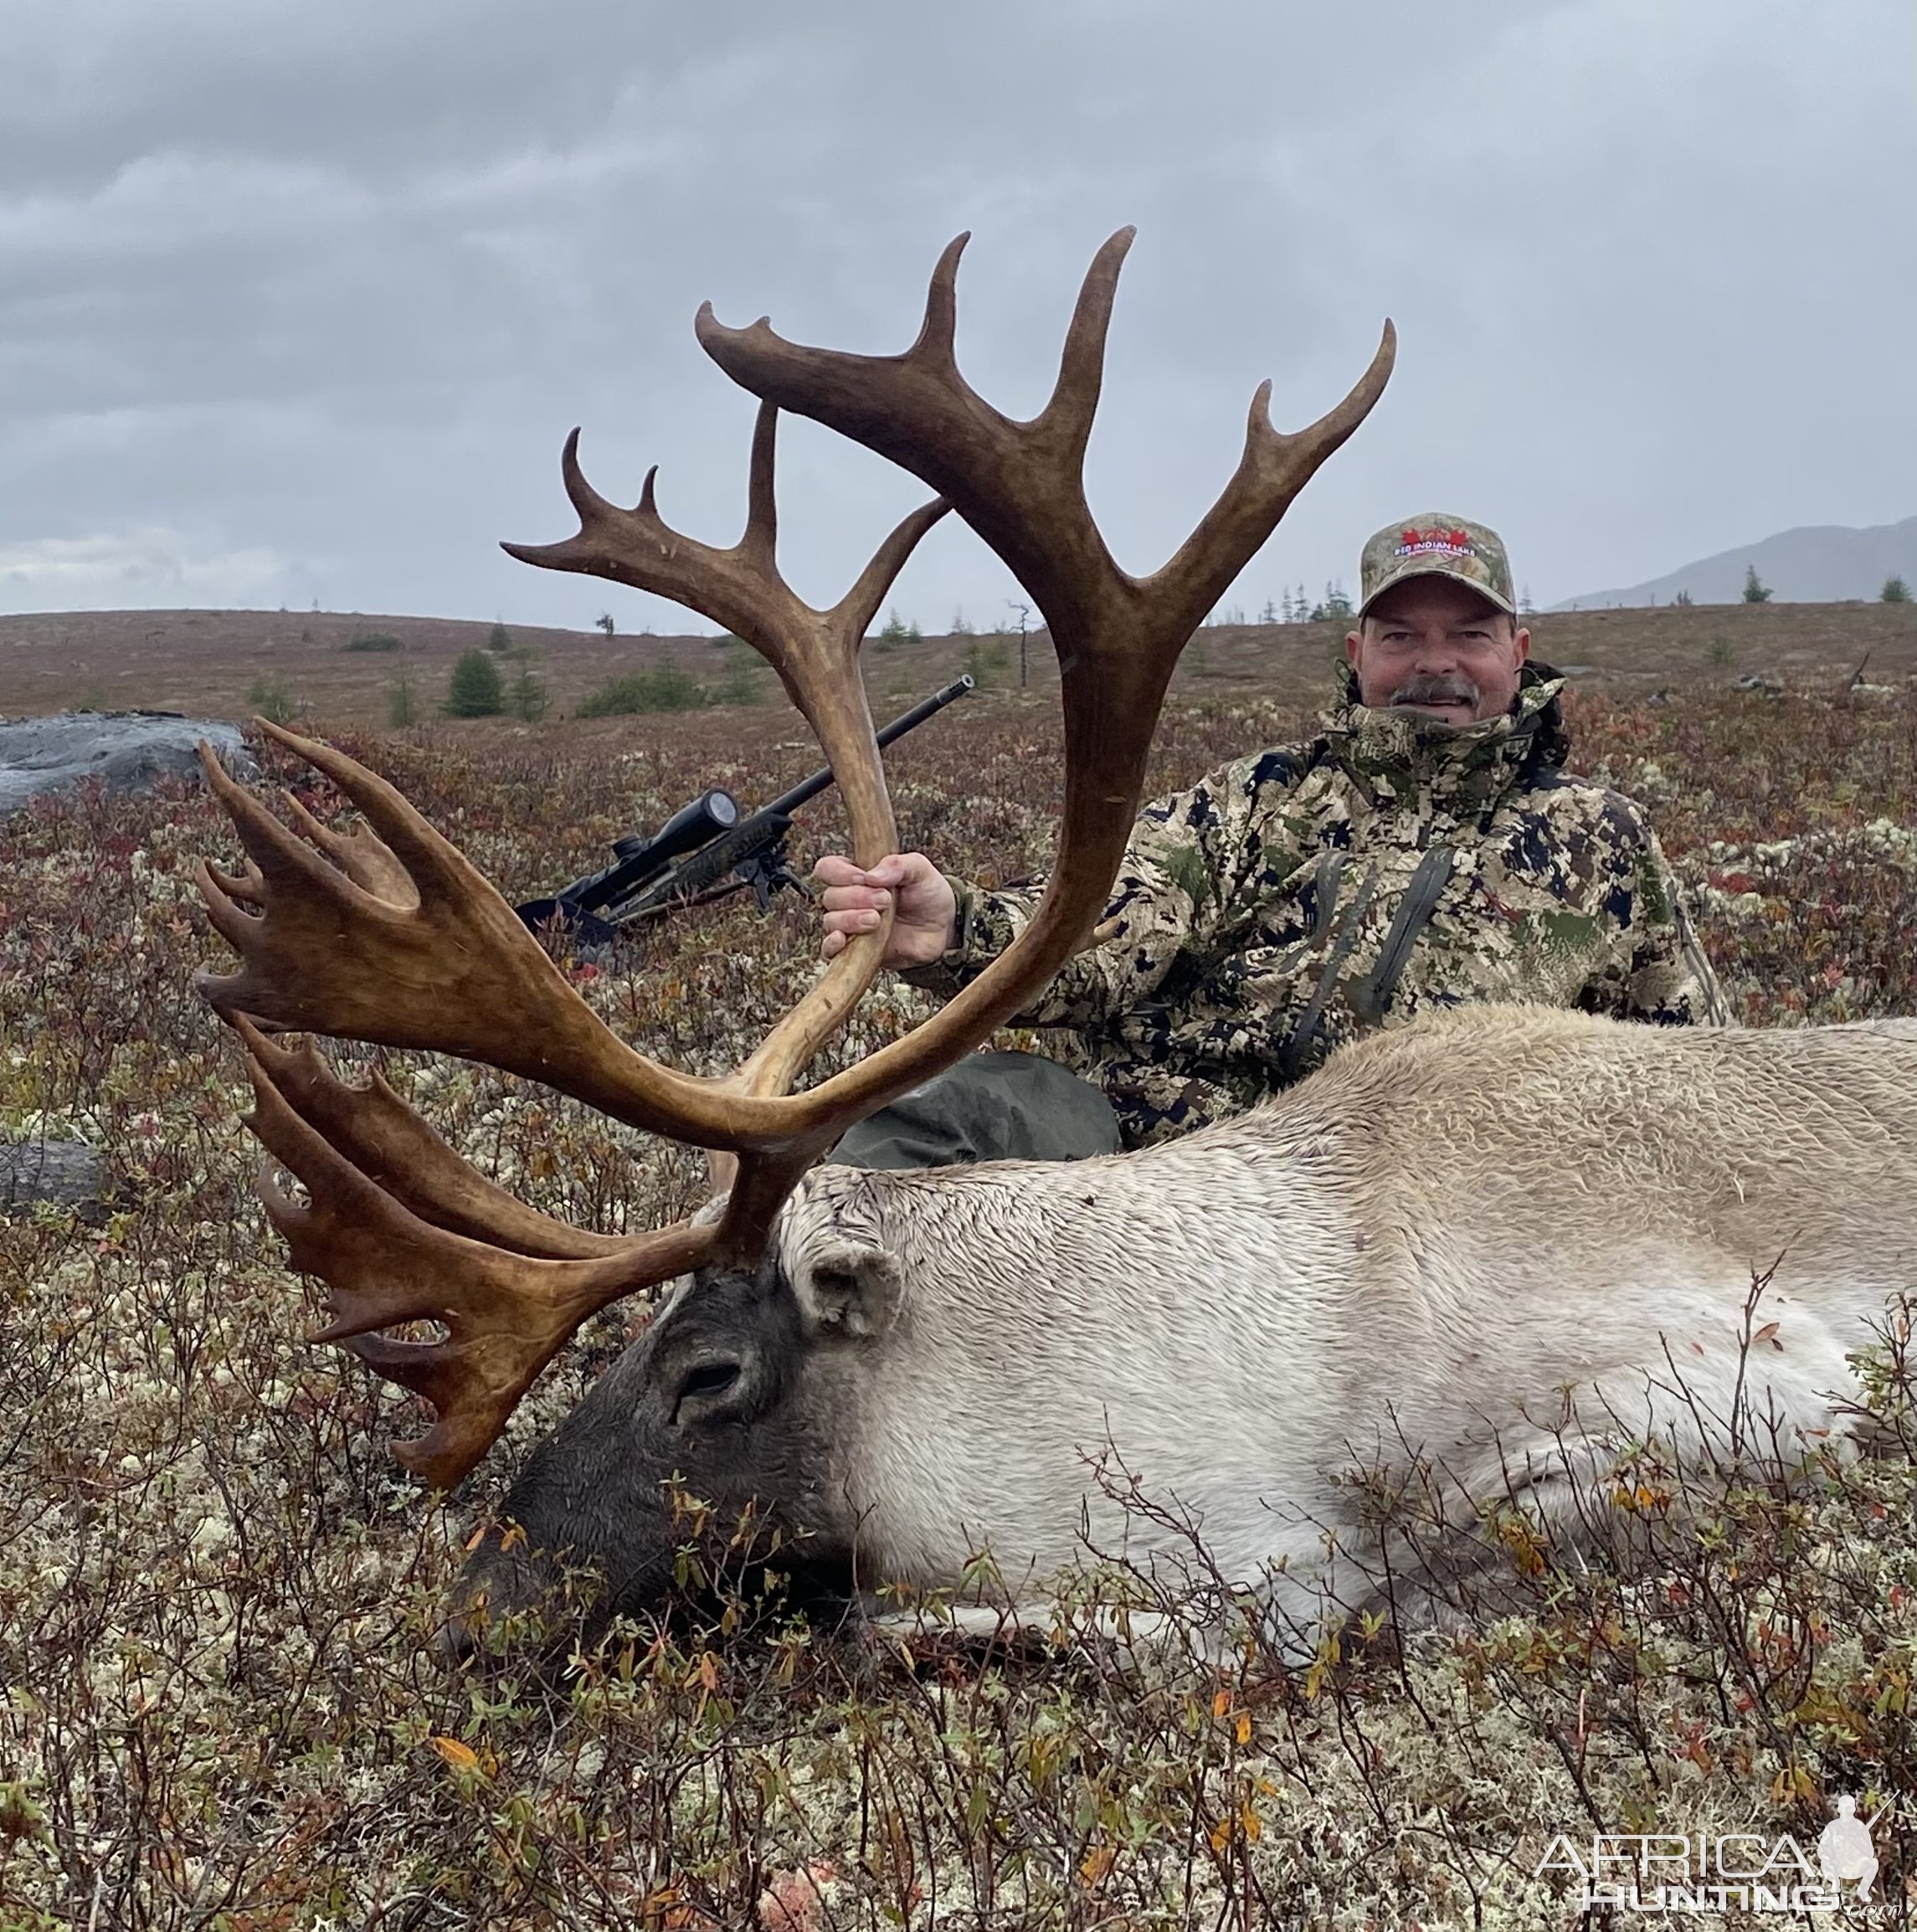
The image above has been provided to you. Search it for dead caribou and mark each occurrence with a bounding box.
[193,233,1917,1656]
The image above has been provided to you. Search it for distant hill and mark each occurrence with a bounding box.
[1555,517,1916,609]
[6,599,1917,728]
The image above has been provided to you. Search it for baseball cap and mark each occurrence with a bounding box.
[1358,514,1517,618]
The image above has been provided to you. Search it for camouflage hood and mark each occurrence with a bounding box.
[1323,660,1570,819]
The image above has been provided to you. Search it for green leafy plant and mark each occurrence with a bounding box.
[961,635,1010,688]
[245,674,297,724]
[443,648,505,718]
[874,607,921,650]
[342,631,403,653]
[706,656,764,707]
[575,660,706,716]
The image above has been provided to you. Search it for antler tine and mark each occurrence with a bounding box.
[827,495,951,681]
[1039,225,1132,468]
[234,1018,624,1260]
[1154,323,1399,636]
[242,1041,717,1487]
[908,232,966,373]
[740,389,779,567]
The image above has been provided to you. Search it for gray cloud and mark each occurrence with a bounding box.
[1,0,1911,630]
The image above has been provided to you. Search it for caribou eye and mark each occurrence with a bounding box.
[675,1361,742,1414]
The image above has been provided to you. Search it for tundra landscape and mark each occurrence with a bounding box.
[3,608,1916,1927]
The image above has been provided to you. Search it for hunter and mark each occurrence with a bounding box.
[816,514,1726,1165]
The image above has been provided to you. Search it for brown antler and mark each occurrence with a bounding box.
[690,229,1395,1111]
[198,232,1392,1487]
[198,407,953,1481]
[199,405,945,1137]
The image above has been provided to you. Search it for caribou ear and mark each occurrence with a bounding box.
[791,1237,902,1339]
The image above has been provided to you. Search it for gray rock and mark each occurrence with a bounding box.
[0,711,256,814]
[0,1138,109,1210]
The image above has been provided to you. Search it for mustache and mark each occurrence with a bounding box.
[1389,673,1481,710]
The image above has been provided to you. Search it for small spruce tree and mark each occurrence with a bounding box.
[1742,565,1773,604]
[387,667,419,727]
[1881,574,1911,604]
[445,648,505,717]
[487,622,514,653]
[506,661,548,722]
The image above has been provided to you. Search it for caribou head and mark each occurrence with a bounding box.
[193,231,1393,1645]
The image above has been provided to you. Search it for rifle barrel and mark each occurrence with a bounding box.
[758,676,974,819]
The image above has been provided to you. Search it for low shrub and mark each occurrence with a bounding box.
[706,656,765,707]
[576,660,707,716]
[244,673,297,724]
[343,630,404,653]
[963,635,1012,688]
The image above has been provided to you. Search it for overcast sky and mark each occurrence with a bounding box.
[1,0,1911,633]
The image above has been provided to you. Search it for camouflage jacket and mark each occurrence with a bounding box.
[907,664,1727,1147]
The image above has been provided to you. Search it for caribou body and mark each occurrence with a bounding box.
[456,1007,1917,1649]
[187,233,1915,1658]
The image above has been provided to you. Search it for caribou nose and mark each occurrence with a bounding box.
[439,1532,573,1664]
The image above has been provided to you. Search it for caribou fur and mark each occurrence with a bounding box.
[453,1006,1917,1652]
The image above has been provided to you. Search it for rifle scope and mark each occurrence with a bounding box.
[612,788,740,870]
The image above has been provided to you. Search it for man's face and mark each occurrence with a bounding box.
[1344,578,1530,724]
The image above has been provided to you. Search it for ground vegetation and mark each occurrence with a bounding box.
[2,679,1914,1925]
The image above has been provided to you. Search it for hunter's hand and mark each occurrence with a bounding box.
[814,852,956,968]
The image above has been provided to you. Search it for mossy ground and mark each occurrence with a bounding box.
[3,682,1914,1928]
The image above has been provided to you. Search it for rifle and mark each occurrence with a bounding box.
[515,676,974,945]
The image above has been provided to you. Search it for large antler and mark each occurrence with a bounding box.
[693,229,1395,1097]
[198,406,948,1482]
[196,232,1392,1488]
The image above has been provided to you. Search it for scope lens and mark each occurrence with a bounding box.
[708,790,740,827]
